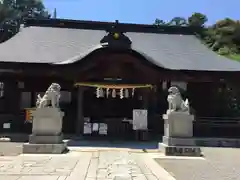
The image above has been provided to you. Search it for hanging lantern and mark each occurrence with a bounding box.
[125,89,129,98]
[96,88,100,98]
[106,88,110,98]
[120,88,124,99]
[112,89,116,98]
[132,88,135,97]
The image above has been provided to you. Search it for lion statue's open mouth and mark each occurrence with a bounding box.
[167,86,189,113]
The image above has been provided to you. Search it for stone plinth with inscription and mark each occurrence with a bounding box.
[159,112,202,156]
[23,83,67,154]
[158,86,202,156]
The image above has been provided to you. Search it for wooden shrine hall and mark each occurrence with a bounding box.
[0,18,240,139]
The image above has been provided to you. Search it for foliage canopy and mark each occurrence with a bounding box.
[0,0,50,42]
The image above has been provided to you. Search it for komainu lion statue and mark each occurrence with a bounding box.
[36,83,61,108]
[167,86,189,114]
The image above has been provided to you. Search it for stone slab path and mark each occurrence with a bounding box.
[0,150,174,180]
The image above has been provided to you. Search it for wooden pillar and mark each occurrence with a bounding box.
[76,87,84,135]
[142,89,149,109]
[30,91,36,107]
[4,81,20,113]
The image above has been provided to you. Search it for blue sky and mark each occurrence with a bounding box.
[43,0,240,25]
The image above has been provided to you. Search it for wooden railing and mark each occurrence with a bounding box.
[195,116,240,126]
[194,116,240,138]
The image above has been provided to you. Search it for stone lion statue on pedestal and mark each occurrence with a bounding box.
[36,83,61,108]
[167,86,189,114]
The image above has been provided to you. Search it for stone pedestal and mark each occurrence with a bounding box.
[23,108,67,154]
[159,111,202,156]
[163,112,194,137]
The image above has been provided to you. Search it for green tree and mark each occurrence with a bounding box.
[154,18,166,26]
[169,17,187,26]
[14,0,50,19]
[205,18,240,54]
[232,20,240,50]
[0,0,50,42]
[188,12,208,27]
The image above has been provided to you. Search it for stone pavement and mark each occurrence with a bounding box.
[154,147,240,180]
[0,150,174,180]
[0,142,23,156]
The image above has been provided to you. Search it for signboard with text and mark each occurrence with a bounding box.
[25,108,35,123]
[133,109,148,130]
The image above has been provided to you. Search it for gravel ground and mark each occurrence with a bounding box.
[155,147,240,180]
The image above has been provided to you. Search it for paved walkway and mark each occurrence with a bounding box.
[154,147,240,180]
[0,150,174,180]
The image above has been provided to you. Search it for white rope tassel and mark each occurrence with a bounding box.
[120,88,124,99]
[96,87,100,98]
[106,88,110,98]
[132,88,135,97]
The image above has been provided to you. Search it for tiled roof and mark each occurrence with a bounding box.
[0,24,240,71]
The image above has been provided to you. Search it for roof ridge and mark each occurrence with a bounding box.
[24,18,201,35]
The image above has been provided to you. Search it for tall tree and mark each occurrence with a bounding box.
[188,12,207,27]
[0,3,15,23]
[154,18,166,26]
[206,18,238,54]
[233,21,240,46]
[169,17,187,26]
[14,0,50,19]
[0,0,50,42]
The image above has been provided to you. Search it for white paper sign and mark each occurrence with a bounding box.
[133,109,148,130]
[83,123,92,134]
[3,123,10,129]
[99,123,108,135]
[92,123,99,132]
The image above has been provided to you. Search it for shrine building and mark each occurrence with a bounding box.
[0,18,240,140]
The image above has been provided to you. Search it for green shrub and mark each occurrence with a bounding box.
[218,46,230,55]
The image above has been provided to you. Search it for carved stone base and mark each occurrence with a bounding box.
[23,142,67,154]
[29,134,63,144]
[159,143,202,157]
